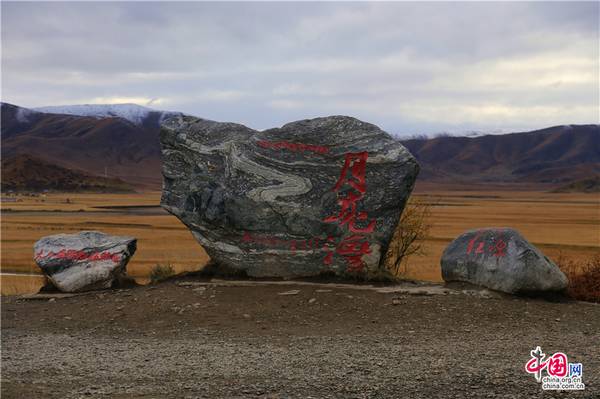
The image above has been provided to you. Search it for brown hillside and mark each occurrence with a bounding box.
[3,102,598,187]
[1,154,134,192]
[401,125,600,184]
[551,176,600,193]
[1,103,162,188]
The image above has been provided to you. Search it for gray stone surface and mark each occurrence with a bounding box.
[33,231,137,292]
[441,228,568,294]
[160,115,419,278]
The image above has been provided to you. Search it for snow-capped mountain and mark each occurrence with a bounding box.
[34,103,181,126]
[3,101,598,188]
[1,102,167,187]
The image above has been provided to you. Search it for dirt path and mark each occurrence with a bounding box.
[2,278,598,398]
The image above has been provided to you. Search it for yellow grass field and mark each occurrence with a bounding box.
[1,193,209,295]
[1,190,598,294]
[402,189,600,281]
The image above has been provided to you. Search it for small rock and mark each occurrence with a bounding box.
[441,228,568,295]
[33,231,137,293]
[308,298,317,304]
[243,314,251,319]
[278,289,301,296]
[176,281,205,287]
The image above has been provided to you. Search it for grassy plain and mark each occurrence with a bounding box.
[1,192,209,295]
[403,186,600,281]
[1,189,598,294]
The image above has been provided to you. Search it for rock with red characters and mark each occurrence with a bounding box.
[33,231,137,292]
[160,115,419,278]
[441,228,568,294]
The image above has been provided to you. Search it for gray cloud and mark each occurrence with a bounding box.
[1,1,598,135]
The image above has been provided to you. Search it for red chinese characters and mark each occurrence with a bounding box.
[323,152,376,234]
[240,151,378,273]
[35,249,121,263]
[334,234,373,272]
[466,230,507,257]
[323,152,376,272]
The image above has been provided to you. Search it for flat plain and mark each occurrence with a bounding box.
[1,188,598,295]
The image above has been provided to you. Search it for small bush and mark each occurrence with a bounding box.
[150,264,175,284]
[556,254,600,302]
[384,199,433,278]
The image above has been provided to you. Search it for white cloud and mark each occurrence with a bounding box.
[194,90,247,102]
[1,1,598,134]
[87,96,164,106]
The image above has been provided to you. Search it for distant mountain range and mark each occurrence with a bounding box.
[1,102,599,191]
[401,125,600,184]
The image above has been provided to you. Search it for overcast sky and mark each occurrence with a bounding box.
[2,1,598,135]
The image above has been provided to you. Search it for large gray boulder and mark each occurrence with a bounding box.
[441,228,568,294]
[34,231,137,292]
[160,115,419,278]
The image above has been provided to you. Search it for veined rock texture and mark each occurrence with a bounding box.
[34,231,137,292]
[160,115,419,278]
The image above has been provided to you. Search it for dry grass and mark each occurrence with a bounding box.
[556,254,600,302]
[1,192,209,293]
[1,189,598,295]
[399,189,600,282]
[149,264,176,283]
[0,274,47,296]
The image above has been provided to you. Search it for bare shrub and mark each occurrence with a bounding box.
[384,199,433,278]
[556,254,600,303]
[150,263,175,284]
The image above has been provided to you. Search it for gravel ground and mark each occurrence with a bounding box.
[2,278,598,398]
